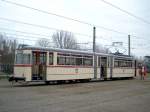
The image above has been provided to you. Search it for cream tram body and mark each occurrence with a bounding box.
[13,46,135,83]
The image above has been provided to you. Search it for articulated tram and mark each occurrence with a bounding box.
[9,46,137,84]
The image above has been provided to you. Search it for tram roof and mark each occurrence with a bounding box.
[18,46,133,59]
[20,46,109,56]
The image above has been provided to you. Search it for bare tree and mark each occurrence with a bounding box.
[36,38,51,47]
[0,34,17,64]
[52,31,80,49]
[0,34,17,73]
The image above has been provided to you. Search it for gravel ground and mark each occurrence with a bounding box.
[0,77,150,112]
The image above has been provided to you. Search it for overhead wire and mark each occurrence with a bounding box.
[0,32,51,41]
[0,20,148,51]
[99,0,150,25]
[1,0,150,51]
[0,17,92,38]
[1,17,149,43]
[1,0,149,40]
[1,0,93,26]
[0,27,51,37]
[0,32,50,42]
[0,28,129,47]
[0,31,92,45]
[2,31,148,52]
[0,27,148,48]
[1,0,130,35]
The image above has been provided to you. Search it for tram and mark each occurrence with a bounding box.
[9,46,136,84]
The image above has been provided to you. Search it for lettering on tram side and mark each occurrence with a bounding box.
[75,68,78,73]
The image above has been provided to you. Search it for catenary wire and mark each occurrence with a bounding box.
[1,0,130,35]
[1,0,150,40]
[99,0,150,25]
[0,17,92,38]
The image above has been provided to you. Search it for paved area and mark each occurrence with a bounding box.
[0,78,150,112]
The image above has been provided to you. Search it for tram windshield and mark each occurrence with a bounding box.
[15,53,30,64]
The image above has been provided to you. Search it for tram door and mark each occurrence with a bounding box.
[32,51,47,80]
[99,57,107,79]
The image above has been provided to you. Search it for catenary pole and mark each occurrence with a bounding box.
[128,35,131,56]
[93,27,97,79]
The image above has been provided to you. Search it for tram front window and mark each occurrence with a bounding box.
[15,53,30,64]
[24,54,30,64]
[15,53,23,64]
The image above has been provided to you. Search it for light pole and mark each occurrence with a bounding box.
[128,35,131,56]
[0,54,2,72]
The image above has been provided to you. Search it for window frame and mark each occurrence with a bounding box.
[114,58,133,68]
[49,53,53,65]
[15,53,31,64]
[57,53,93,66]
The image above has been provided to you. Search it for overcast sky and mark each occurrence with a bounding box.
[0,0,150,56]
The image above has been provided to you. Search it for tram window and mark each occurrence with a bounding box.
[49,53,53,65]
[32,52,37,64]
[23,54,30,64]
[115,60,124,67]
[57,57,65,65]
[126,61,132,67]
[66,57,70,65]
[123,61,126,67]
[107,57,110,67]
[121,60,132,67]
[101,57,107,67]
[98,57,100,66]
[114,59,133,67]
[83,59,92,66]
[120,61,124,67]
[76,57,83,65]
[129,61,132,67]
[40,53,45,64]
[16,53,23,64]
[124,61,127,67]
[57,53,93,66]
[57,54,68,65]
[16,53,30,64]
[114,61,119,67]
[83,58,93,66]
[70,57,76,65]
